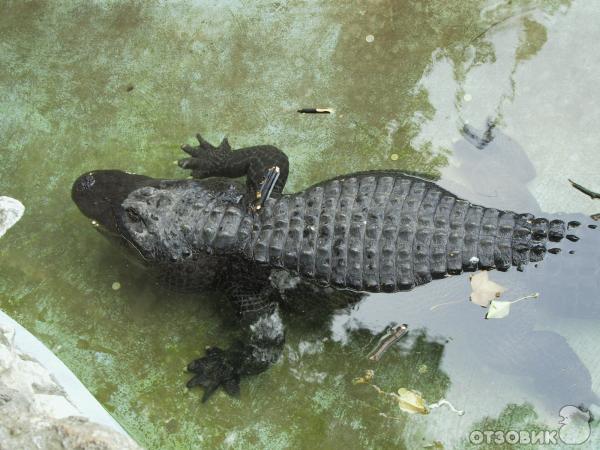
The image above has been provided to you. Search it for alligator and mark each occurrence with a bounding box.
[72,133,578,402]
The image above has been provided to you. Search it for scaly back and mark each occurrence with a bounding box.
[243,171,566,292]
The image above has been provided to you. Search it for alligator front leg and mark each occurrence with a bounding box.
[186,263,284,402]
[178,133,289,202]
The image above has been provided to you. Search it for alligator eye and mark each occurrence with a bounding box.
[126,207,141,222]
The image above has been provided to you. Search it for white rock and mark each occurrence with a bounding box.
[0,321,143,449]
[0,196,24,238]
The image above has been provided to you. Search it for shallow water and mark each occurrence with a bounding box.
[1,0,600,448]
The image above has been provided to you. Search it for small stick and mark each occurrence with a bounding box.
[508,292,539,305]
[430,299,463,311]
[368,324,408,361]
[297,108,333,114]
[569,179,600,200]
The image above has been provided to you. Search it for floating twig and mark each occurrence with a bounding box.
[367,324,408,361]
[461,118,496,150]
[297,108,333,114]
[430,299,463,311]
[569,179,600,200]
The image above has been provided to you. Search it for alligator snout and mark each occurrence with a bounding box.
[72,170,155,235]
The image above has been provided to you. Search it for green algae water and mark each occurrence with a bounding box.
[2,1,600,448]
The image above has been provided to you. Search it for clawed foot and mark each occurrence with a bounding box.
[178,133,232,179]
[186,346,241,402]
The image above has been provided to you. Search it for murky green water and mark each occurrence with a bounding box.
[2,0,600,448]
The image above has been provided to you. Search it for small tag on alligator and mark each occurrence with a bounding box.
[251,166,280,212]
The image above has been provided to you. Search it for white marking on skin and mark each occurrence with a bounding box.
[250,310,284,342]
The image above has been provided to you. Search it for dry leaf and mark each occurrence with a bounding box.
[470,271,506,307]
[486,300,511,319]
[393,388,429,415]
[485,293,539,320]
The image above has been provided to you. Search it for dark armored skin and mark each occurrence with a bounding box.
[71,134,569,401]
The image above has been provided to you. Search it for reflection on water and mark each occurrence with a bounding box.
[1,0,599,448]
[333,215,599,443]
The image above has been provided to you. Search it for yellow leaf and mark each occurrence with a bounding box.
[394,388,429,415]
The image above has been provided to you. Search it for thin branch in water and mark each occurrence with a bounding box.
[508,292,539,304]
[569,179,600,200]
[468,5,539,45]
[430,299,463,311]
[367,324,409,362]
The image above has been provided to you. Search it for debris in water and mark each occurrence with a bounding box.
[569,179,600,200]
[469,271,506,307]
[430,299,463,311]
[367,324,409,362]
[461,118,496,149]
[354,370,464,418]
[486,293,539,320]
[394,388,429,415]
[297,108,333,114]
[112,282,121,291]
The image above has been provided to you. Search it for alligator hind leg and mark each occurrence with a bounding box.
[186,262,284,402]
[178,133,289,202]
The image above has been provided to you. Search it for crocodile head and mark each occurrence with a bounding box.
[71,170,158,251]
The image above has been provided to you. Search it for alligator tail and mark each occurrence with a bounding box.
[241,172,570,293]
